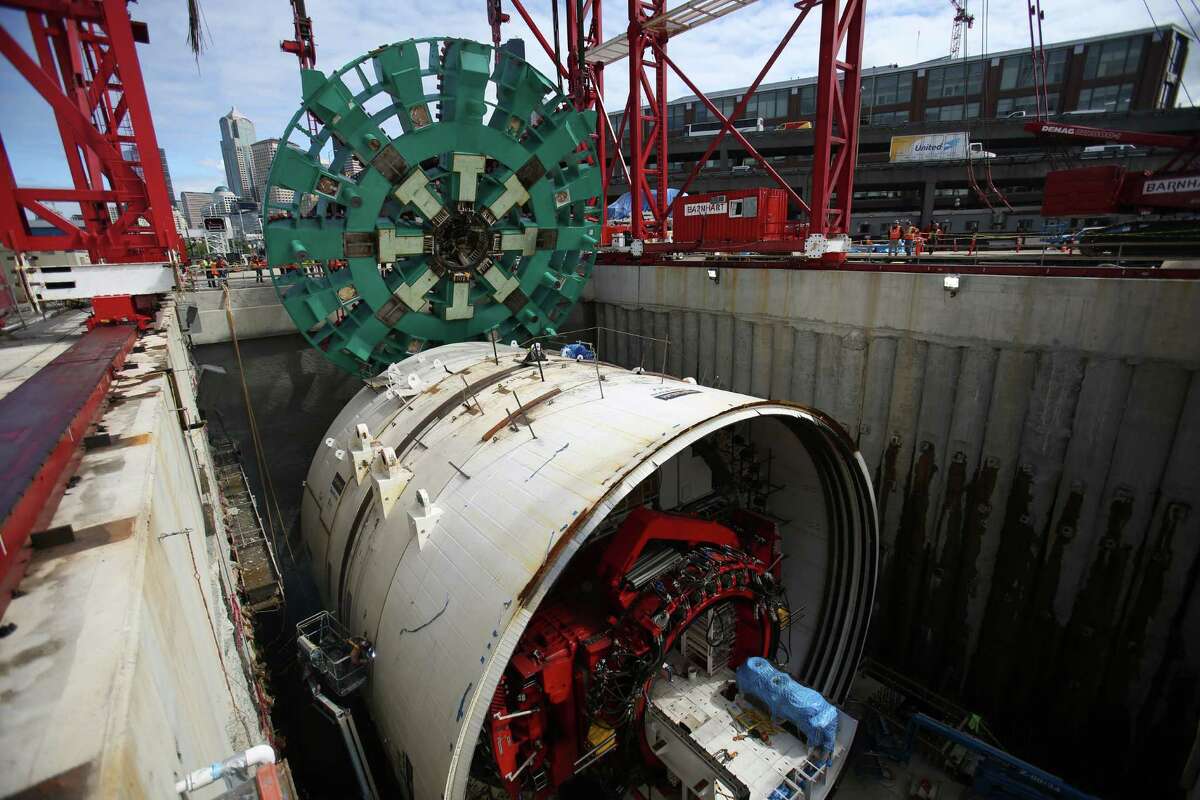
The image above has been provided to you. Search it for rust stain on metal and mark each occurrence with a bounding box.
[480,387,562,442]
[887,441,936,666]
[515,401,821,607]
[1090,501,1190,765]
[970,463,1040,717]
[1007,483,1085,718]
[1040,489,1134,759]
[911,449,967,685]
[937,456,999,694]
[876,435,901,518]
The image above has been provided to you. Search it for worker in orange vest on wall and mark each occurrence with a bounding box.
[903,223,917,256]
[888,221,902,257]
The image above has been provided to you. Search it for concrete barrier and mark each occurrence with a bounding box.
[180,283,293,345]
[0,302,272,798]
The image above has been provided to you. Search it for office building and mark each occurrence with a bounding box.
[120,146,177,207]
[179,191,215,228]
[250,138,295,207]
[219,107,257,198]
[612,25,1189,133]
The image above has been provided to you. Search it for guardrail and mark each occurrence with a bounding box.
[179,265,285,292]
[598,246,1200,278]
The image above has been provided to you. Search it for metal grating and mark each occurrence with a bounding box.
[586,0,761,65]
[211,437,284,612]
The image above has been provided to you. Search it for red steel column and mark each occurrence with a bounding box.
[810,0,865,251]
[0,1,180,262]
[834,0,865,237]
[627,0,667,240]
[566,1,607,226]
[102,0,179,259]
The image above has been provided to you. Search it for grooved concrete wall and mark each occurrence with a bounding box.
[586,263,1200,795]
[180,285,294,345]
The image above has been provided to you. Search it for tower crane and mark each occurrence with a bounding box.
[280,0,318,134]
[948,0,975,59]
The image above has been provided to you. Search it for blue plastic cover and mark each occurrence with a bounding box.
[559,342,595,361]
[606,189,682,221]
[736,657,838,756]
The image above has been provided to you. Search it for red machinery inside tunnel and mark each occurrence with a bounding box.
[484,507,790,797]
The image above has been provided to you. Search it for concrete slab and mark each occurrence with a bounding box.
[0,304,268,799]
[0,310,89,400]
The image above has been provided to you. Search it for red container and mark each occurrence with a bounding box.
[1041,166,1124,216]
[672,188,791,246]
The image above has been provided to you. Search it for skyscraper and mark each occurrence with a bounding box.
[331,139,364,179]
[250,138,295,207]
[219,108,257,198]
[159,149,177,208]
[179,190,215,228]
[120,145,177,208]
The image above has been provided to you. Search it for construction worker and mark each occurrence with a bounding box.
[205,258,219,288]
[968,231,978,255]
[903,223,917,256]
[931,222,943,254]
[888,221,902,257]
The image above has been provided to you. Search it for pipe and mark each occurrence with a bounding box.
[312,688,381,800]
[174,744,276,794]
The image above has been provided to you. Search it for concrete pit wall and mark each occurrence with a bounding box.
[181,283,295,345]
[586,263,1200,795]
[0,303,268,798]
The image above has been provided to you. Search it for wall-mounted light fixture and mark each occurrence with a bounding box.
[707,267,720,285]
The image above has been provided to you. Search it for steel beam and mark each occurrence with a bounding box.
[626,0,669,239]
[810,0,865,250]
[0,325,137,619]
[0,1,180,263]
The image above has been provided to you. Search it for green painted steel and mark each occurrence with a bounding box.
[262,38,601,375]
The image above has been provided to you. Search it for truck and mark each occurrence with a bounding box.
[889,133,994,162]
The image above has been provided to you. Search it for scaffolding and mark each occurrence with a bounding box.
[211,437,284,612]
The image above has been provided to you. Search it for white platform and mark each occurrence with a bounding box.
[645,664,856,800]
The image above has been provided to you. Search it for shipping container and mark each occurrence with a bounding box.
[1121,171,1200,210]
[671,188,791,246]
[1040,165,1124,216]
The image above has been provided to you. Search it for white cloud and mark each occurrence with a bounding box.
[0,0,1195,196]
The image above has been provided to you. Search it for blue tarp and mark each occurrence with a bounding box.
[606,189,681,221]
[736,657,838,756]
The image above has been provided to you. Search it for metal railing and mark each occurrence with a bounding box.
[296,611,373,697]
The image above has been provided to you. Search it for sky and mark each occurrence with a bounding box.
[0,0,1196,200]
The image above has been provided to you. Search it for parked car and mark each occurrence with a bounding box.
[1081,143,1137,159]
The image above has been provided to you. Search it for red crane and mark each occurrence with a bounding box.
[948,0,975,59]
[280,0,316,69]
[492,0,866,262]
[281,0,318,135]
[0,0,179,617]
[1026,120,1200,214]
[0,0,180,266]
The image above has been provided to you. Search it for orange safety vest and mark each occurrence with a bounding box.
[888,225,901,240]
